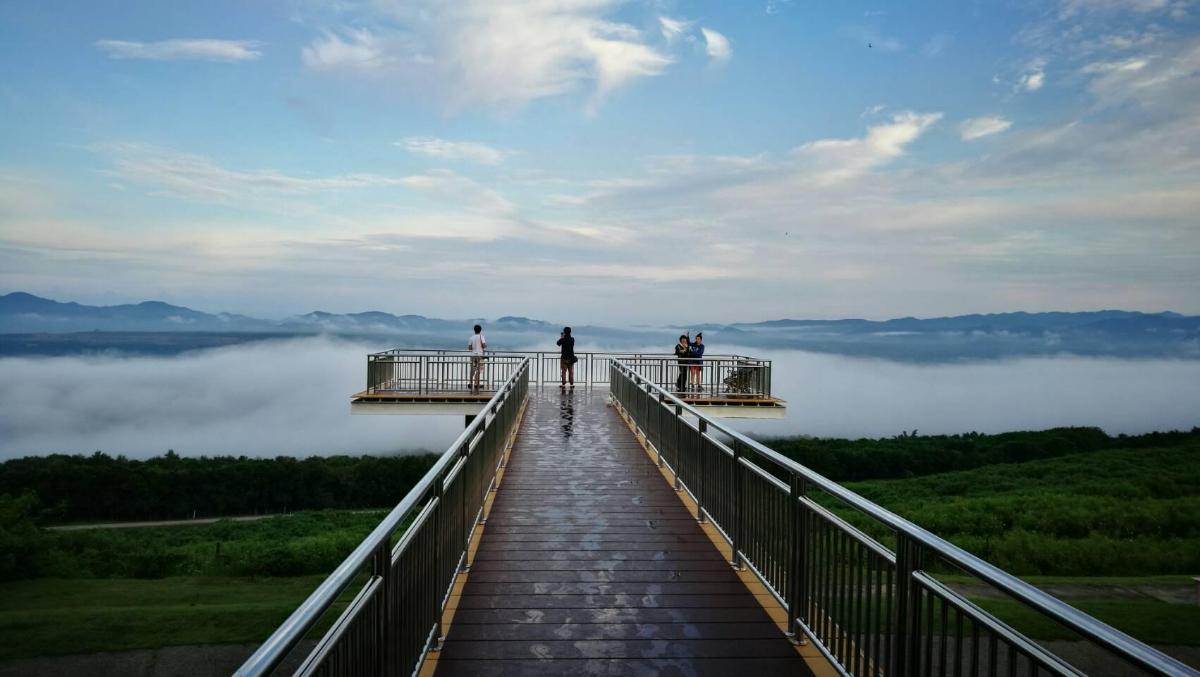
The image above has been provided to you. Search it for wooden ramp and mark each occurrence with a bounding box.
[428,386,818,676]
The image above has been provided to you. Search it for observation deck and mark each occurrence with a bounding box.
[238,355,1198,677]
[351,350,786,418]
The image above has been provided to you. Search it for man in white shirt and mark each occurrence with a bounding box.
[467,324,487,390]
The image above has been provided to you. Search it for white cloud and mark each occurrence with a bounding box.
[1092,39,1199,95]
[659,17,689,43]
[586,33,673,105]
[396,137,510,165]
[960,116,1014,140]
[1082,57,1151,74]
[701,28,732,62]
[1059,0,1172,18]
[791,111,942,184]
[1015,59,1048,92]
[301,1,673,111]
[301,29,388,72]
[396,169,515,214]
[549,111,942,209]
[95,39,262,62]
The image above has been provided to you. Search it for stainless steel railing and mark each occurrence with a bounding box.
[236,359,530,677]
[366,352,527,394]
[366,349,773,398]
[609,358,1197,677]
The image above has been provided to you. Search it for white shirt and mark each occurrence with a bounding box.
[468,333,487,355]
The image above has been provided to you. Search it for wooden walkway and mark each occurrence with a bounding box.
[432,387,814,676]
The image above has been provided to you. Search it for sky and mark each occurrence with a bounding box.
[0,0,1198,323]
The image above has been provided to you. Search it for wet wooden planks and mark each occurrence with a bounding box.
[435,387,811,676]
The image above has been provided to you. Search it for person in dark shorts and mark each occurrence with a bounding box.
[556,327,576,388]
[674,334,691,391]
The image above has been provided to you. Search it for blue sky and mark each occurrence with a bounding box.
[1,0,1197,323]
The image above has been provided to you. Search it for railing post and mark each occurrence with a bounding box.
[673,403,683,491]
[731,439,743,569]
[431,472,444,652]
[460,442,471,572]
[656,392,665,467]
[371,540,392,675]
[696,419,707,523]
[787,474,808,643]
[891,534,925,676]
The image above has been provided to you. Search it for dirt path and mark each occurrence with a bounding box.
[45,514,286,531]
[950,582,1197,605]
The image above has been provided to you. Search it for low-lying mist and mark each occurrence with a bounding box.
[735,348,1200,439]
[0,337,464,460]
[0,337,1197,460]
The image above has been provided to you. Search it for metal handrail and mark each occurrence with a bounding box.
[366,349,773,397]
[236,358,531,676]
[609,358,1196,676]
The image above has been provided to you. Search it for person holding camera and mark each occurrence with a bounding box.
[556,326,576,388]
[674,334,691,392]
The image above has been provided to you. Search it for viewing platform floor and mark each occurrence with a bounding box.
[352,385,787,418]
[424,387,822,676]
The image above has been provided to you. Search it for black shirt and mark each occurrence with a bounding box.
[674,343,691,362]
[557,335,575,359]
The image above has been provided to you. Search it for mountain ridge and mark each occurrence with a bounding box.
[5,291,1195,334]
[2,292,1198,362]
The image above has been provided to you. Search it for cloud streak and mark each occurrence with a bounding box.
[397,137,511,164]
[960,116,1013,140]
[96,39,262,62]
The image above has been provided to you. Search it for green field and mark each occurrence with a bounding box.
[2,572,1195,660]
[0,576,332,659]
[842,444,1200,575]
[1,429,1198,659]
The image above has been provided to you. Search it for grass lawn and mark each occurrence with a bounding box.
[0,576,343,659]
[1,574,1196,660]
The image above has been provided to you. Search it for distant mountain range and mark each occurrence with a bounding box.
[2,292,1198,361]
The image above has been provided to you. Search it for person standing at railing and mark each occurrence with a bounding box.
[557,326,576,388]
[688,332,705,392]
[467,324,487,391]
[674,335,691,392]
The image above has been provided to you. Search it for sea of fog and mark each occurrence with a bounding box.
[0,335,1197,460]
